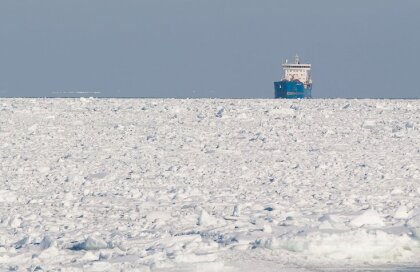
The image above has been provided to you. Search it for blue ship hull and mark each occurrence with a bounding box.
[274,80,312,99]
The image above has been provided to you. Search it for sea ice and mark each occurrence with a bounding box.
[350,209,385,228]
[0,98,419,271]
[0,190,17,203]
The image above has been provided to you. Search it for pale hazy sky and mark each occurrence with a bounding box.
[1,0,419,98]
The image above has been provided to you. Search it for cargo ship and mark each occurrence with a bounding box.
[274,55,312,99]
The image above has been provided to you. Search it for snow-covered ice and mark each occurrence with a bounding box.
[0,98,419,271]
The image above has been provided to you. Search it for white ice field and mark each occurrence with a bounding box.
[1,98,419,271]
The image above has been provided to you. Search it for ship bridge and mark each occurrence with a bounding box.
[282,55,312,84]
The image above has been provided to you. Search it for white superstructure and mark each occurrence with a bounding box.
[282,54,312,84]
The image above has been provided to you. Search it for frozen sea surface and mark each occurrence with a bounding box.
[0,98,419,271]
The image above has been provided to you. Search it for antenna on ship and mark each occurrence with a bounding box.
[295,54,300,64]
